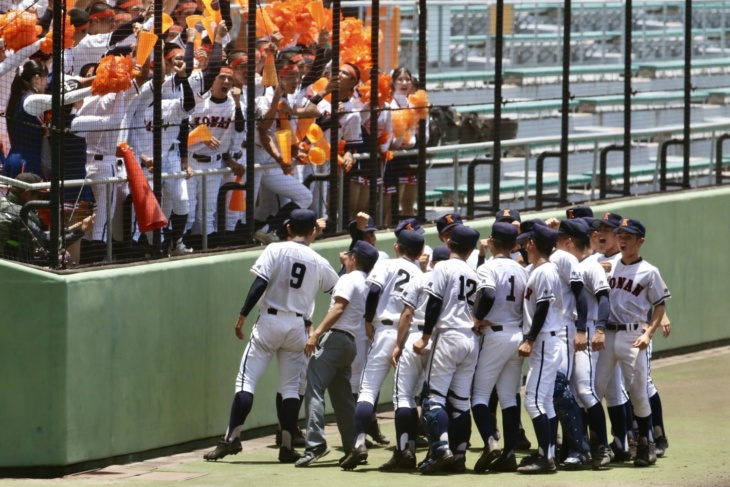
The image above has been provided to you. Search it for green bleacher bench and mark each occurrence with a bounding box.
[637,57,730,78]
[504,64,636,85]
[455,99,579,116]
[492,31,622,43]
[577,90,710,113]
[584,158,725,182]
[426,71,496,86]
[433,174,592,204]
[425,190,442,204]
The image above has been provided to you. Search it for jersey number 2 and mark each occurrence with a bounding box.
[290,263,307,289]
[394,269,411,293]
[458,276,477,306]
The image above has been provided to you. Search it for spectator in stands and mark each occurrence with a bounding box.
[389,67,428,220]
[0,173,95,265]
[4,60,92,179]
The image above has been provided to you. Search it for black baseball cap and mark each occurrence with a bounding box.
[491,222,518,245]
[614,218,646,237]
[68,8,90,28]
[350,240,380,267]
[288,209,317,231]
[397,229,425,254]
[581,216,600,232]
[558,218,590,241]
[599,211,623,228]
[534,224,558,249]
[394,218,425,236]
[496,208,521,223]
[450,225,480,249]
[431,245,450,263]
[566,205,593,219]
[436,213,463,234]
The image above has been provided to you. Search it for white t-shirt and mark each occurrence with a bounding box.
[330,270,368,336]
[476,256,529,328]
[550,249,583,322]
[367,257,422,324]
[251,241,339,316]
[425,258,478,331]
[608,258,671,325]
[399,271,431,330]
[523,261,561,335]
[579,256,611,322]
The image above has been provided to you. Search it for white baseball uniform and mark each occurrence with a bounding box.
[357,257,422,405]
[235,241,339,399]
[522,261,561,420]
[472,257,529,410]
[594,258,670,418]
[424,258,480,413]
[550,249,583,379]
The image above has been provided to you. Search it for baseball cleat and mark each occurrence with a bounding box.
[418,446,454,475]
[519,452,540,467]
[634,437,653,467]
[368,421,391,445]
[563,451,590,470]
[278,447,302,463]
[294,444,331,467]
[655,436,668,457]
[488,453,518,472]
[610,440,632,462]
[441,455,465,473]
[379,449,416,471]
[592,444,614,469]
[203,438,242,461]
[340,445,368,470]
[516,455,557,474]
[474,447,502,473]
[415,436,430,448]
[516,428,532,450]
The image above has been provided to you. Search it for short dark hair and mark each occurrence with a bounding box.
[396,242,421,260]
[491,238,513,253]
[287,224,313,238]
[529,237,553,258]
[448,240,472,257]
[352,252,375,274]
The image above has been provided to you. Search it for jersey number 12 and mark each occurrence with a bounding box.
[458,275,477,306]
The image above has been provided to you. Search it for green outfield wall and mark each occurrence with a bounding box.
[1,186,728,472]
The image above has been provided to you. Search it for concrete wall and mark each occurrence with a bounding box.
[1,186,728,470]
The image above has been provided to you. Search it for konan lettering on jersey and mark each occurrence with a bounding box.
[608,276,645,297]
[190,116,233,129]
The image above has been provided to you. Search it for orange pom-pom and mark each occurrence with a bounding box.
[357,72,393,107]
[408,89,429,120]
[91,55,135,96]
[40,16,76,55]
[2,11,42,52]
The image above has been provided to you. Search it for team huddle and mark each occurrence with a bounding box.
[203,205,671,475]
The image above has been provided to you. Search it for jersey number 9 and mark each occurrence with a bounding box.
[290,263,307,289]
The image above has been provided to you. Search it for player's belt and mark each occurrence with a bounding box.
[192,153,222,163]
[380,319,394,326]
[231,151,243,160]
[329,328,355,340]
[93,154,109,161]
[606,323,641,331]
[267,308,303,318]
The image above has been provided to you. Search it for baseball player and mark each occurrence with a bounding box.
[471,223,529,473]
[594,218,670,467]
[203,209,339,464]
[294,240,379,467]
[556,218,613,469]
[340,229,425,470]
[394,218,432,271]
[413,225,481,474]
[595,211,636,460]
[379,245,451,471]
[515,224,562,475]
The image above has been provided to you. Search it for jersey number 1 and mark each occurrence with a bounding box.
[290,263,307,289]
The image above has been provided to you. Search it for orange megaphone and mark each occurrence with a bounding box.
[261,52,278,87]
[306,123,323,143]
[202,16,217,41]
[136,31,158,67]
[161,13,174,34]
[275,129,292,164]
[118,142,168,233]
[296,117,314,144]
[202,0,222,22]
[308,147,326,165]
[312,77,331,103]
[306,0,326,29]
[188,124,213,145]
[315,135,330,154]
[229,174,245,211]
[186,14,204,29]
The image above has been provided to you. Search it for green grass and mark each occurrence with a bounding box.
[13,349,730,486]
